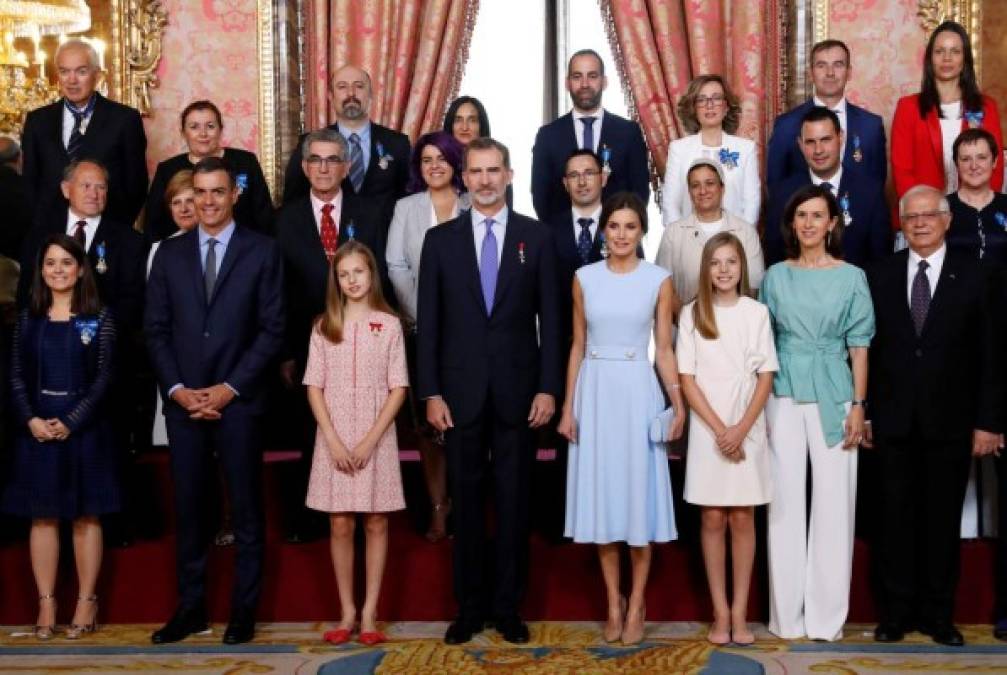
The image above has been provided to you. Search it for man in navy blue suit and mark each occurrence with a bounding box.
[766,39,886,191]
[418,138,561,645]
[145,157,285,646]
[531,49,650,221]
[764,107,890,267]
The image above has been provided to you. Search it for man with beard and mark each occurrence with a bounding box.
[531,49,650,222]
[282,65,408,300]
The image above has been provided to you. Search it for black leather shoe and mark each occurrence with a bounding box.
[496,615,530,644]
[919,622,964,647]
[873,622,905,642]
[444,617,483,645]
[994,619,1007,641]
[152,608,208,644]
[222,615,255,644]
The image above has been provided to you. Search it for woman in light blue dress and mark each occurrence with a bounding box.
[558,192,685,645]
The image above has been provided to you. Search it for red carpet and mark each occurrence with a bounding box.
[0,450,996,624]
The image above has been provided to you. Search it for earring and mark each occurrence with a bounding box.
[826,229,832,248]
[600,233,609,259]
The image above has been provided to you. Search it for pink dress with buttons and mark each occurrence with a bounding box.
[303,310,408,513]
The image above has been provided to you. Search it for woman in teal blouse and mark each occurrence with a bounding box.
[760,184,875,642]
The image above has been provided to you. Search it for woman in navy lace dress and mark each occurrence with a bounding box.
[3,234,118,640]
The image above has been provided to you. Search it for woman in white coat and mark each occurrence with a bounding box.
[661,75,761,226]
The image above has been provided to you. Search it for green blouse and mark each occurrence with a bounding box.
[761,262,876,447]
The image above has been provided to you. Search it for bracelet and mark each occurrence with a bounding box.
[851,399,867,407]
[669,383,681,389]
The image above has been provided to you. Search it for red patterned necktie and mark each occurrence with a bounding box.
[320,203,338,258]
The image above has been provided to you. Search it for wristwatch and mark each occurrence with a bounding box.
[851,399,867,408]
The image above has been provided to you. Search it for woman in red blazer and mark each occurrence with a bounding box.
[891,20,1003,207]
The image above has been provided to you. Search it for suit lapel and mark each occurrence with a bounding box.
[79,94,107,153]
[925,107,944,169]
[889,252,917,341]
[558,212,578,263]
[186,232,207,309]
[456,214,486,313]
[47,102,68,157]
[843,105,858,166]
[492,218,522,313]
[920,252,956,338]
[209,227,244,305]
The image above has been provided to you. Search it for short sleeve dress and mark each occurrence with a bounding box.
[677,297,779,506]
[303,310,408,513]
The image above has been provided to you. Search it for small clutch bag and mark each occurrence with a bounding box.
[649,407,676,443]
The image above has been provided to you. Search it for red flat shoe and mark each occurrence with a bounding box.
[358,630,387,646]
[323,628,353,645]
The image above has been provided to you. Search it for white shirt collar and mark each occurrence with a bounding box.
[572,107,604,121]
[909,243,947,269]
[572,205,602,222]
[310,189,342,215]
[471,205,508,228]
[812,96,847,115]
[810,165,843,188]
[66,209,101,230]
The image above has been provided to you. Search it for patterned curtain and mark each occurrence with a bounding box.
[599,0,787,188]
[304,0,480,141]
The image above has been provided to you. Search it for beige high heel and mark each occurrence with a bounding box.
[621,603,646,645]
[603,596,626,643]
[65,595,97,639]
[35,594,57,640]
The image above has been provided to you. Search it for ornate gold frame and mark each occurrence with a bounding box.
[107,0,168,115]
[257,0,277,199]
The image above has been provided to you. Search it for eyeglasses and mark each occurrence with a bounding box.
[695,95,725,108]
[901,210,947,223]
[306,155,345,167]
[564,169,601,182]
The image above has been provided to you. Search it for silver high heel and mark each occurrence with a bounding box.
[65,595,98,639]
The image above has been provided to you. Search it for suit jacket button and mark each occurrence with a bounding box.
[204,331,210,338]
[914,348,922,357]
[626,349,636,359]
[590,350,597,358]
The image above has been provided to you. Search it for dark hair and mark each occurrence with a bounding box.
[407,131,465,194]
[442,96,492,140]
[463,137,511,170]
[919,21,982,118]
[28,234,101,316]
[952,127,999,163]
[809,39,851,66]
[564,148,602,173]
[192,156,235,188]
[781,184,844,259]
[568,48,605,76]
[180,100,224,130]
[800,106,842,136]
[599,191,648,236]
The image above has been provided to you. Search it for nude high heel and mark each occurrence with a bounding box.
[65,595,98,639]
[34,594,57,640]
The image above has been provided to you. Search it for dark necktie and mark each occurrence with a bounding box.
[820,181,834,194]
[205,238,218,302]
[67,111,86,159]
[348,133,365,193]
[581,116,596,151]
[910,259,930,335]
[479,218,498,312]
[320,203,338,258]
[73,220,87,248]
[577,217,593,264]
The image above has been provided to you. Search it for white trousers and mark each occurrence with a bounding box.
[766,395,857,641]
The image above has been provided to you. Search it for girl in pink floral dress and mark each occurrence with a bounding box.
[303,241,408,646]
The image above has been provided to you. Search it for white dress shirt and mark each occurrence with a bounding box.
[62,101,95,148]
[66,210,100,251]
[310,190,343,235]
[906,243,946,306]
[472,206,508,268]
[940,101,962,193]
[809,166,843,197]
[572,108,605,152]
[571,205,602,244]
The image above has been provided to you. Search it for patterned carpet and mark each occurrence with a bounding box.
[1,622,1006,673]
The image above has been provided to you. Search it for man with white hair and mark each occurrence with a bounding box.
[21,39,147,225]
[865,184,1003,647]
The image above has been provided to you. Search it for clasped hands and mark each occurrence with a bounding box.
[325,434,377,475]
[171,384,235,420]
[28,417,70,442]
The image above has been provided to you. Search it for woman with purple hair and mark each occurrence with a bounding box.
[386,130,469,541]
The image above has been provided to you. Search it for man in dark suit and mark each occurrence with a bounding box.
[282,65,408,259]
[767,39,886,191]
[764,107,890,267]
[275,127,369,542]
[0,138,30,260]
[865,185,1003,647]
[146,157,285,646]
[21,39,147,225]
[531,49,650,222]
[418,137,561,645]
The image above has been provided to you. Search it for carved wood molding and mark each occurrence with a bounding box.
[109,0,167,115]
[917,0,982,82]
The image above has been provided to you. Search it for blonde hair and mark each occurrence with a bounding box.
[692,232,750,340]
[164,169,194,203]
[316,241,395,343]
[677,74,741,135]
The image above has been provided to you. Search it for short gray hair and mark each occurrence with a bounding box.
[62,158,109,183]
[301,128,348,161]
[55,39,101,71]
[898,184,949,217]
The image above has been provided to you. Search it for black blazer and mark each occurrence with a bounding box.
[531,111,650,222]
[0,165,31,260]
[144,226,285,417]
[17,207,147,331]
[21,94,148,225]
[866,249,1003,441]
[547,210,603,347]
[275,194,381,366]
[766,99,887,190]
[764,168,891,267]
[145,148,274,241]
[416,210,561,427]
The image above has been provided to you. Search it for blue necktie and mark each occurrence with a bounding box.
[581,116,596,151]
[577,217,593,264]
[820,181,834,195]
[348,133,365,192]
[479,218,498,312]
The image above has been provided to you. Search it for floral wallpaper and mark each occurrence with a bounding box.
[981,0,1007,139]
[142,0,260,175]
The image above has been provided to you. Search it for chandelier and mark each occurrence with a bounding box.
[0,0,92,135]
